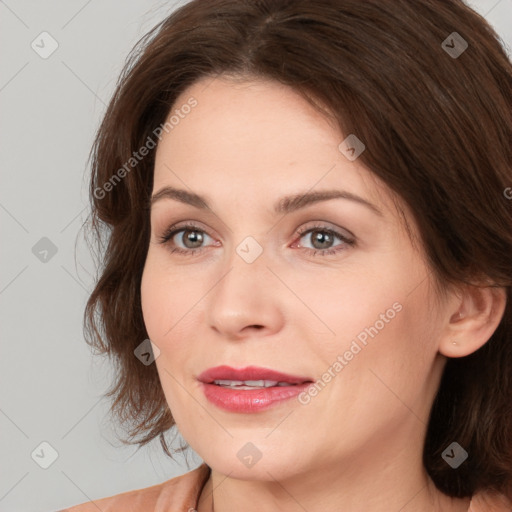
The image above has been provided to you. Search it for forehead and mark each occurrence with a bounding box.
[152,76,392,218]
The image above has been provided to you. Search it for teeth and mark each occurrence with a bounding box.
[244,380,277,387]
[213,379,294,388]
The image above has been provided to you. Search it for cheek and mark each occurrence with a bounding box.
[140,263,194,411]
[140,255,205,368]
[141,253,191,334]
[340,293,438,409]
[139,256,183,347]
[313,267,437,393]
[299,267,405,355]
[309,299,437,440]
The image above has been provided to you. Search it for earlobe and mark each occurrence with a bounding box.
[439,284,507,358]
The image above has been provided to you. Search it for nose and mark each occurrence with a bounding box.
[205,242,286,341]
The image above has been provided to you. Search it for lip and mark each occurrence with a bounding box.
[197,365,314,413]
[197,365,312,384]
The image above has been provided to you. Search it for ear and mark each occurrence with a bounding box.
[438,284,507,358]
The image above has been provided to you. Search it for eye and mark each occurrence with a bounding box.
[157,222,217,257]
[157,221,355,257]
[293,223,355,257]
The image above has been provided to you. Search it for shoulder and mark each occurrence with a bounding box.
[469,489,512,512]
[59,463,211,512]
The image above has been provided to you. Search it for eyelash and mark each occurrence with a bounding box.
[157,221,355,258]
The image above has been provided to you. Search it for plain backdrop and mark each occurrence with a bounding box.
[1,1,511,511]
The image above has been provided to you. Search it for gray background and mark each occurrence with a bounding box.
[1,1,511,511]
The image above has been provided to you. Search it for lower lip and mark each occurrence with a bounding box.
[200,382,313,412]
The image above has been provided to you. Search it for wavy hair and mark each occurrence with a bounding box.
[83,0,512,499]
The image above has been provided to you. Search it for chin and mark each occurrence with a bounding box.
[200,443,307,482]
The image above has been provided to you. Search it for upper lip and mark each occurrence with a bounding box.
[197,365,313,384]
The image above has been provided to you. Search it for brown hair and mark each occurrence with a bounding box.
[83,0,512,499]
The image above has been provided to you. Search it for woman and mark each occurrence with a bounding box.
[62,0,512,510]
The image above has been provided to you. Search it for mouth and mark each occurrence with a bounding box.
[211,379,300,389]
[197,365,314,388]
[197,365,315,412]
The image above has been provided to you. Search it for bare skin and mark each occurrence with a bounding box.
[140,75,506,512]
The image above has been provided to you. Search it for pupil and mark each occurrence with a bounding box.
[313,231,332,249]
[184,230,203,248]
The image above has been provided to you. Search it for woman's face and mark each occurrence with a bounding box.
[141,76,450,480]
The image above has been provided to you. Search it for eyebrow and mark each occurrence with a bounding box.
[150,186,383,217]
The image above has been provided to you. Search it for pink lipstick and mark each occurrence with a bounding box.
[197,365,314,412]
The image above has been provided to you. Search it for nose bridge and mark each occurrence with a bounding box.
[234,234,266,266]
[220,233,271,302]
